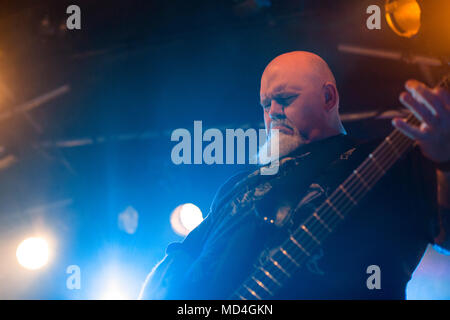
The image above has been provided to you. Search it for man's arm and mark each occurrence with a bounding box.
[138,242,197,299]
[435,169,450,251]
[138,170,252,299]
[138,214,214,299]
[392,79,450,253]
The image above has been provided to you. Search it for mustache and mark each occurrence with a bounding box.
[269,120,294,131]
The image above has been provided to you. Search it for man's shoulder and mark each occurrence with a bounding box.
[210,169,256,212]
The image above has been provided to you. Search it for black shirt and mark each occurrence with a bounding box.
[141,134,439,300]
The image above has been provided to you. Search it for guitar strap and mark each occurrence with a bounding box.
[206,134,358,247]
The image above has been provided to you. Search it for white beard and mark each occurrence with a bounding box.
[257,129,303,165]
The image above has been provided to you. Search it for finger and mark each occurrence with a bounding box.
[392,118,427,141]
[399,91,438,127]
[435,86,450,107]
[405,80,445,116]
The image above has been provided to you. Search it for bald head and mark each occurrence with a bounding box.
[260,51,345,147]
[262,51,336,89]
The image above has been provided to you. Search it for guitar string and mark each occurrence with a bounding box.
[308,117,418,236]
[235,125,415,299]
[234,140,403,300]
[237,72,446,298]
[279,129,413,280]
[238,76,447,298]
[235,128,413,299]
[287,128,413,264]
[312,127,413,233]
[296,115,417,242]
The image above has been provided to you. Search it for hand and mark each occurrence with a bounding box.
[393,79,450,163]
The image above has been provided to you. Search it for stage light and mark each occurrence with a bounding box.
[16,237,49,270]
[170,203,203,236]
[180,203,203,231]
[89,261,138,300]
[385,0,421,38]
[100,282,129,300]
[118,205,139,234]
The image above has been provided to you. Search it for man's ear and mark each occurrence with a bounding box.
[323,82,339,112]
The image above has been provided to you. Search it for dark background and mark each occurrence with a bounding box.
[0,0,448,299]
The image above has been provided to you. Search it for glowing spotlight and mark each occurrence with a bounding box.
[385,0,421,38]
[179,203,203,231]
[16,237,49,270]
[170,203,203,236]
[92,263,138,300]
[100,283,129,300]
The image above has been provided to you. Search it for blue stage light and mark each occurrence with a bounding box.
[170,203,203,236]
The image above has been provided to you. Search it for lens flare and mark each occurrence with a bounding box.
[16,237,49,270]
[385,0,421,38]
[170,203,203,236]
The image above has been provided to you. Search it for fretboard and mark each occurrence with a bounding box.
[230,113,421,300]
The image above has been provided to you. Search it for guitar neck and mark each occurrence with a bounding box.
[230,113,420,300]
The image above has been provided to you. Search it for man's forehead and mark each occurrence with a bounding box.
[261,66,305,90]
[260,81,302,100]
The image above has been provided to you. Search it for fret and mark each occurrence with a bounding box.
[384,136,401,158]
[289,235,311,256]
[312,212,332,232]
[251,276,274,296]
[234,291,247,300]
[235,117,422,300]
[300,225,321,245]
[279,247,300,267]
[243,284,262,300]
[325,199,344,219]
[353,169,370,190]
[269,257,291,278]
[230,77,449,300]
[368,153,386,175]
[303,216,329,237]
[339,185,357,205]
[258,266,282,287]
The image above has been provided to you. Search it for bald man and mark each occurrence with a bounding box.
[140,51,450,300]
[257,51,346,163]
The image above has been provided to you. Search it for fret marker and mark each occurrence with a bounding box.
[313,212,332,232]
[353,169,370,190]
[243,284,262,300]
[269,257,291,278]
[326,199,344,219]
[259,267,282,287]
[385,137,401,157]
[251,276,273,296]
[339,185,358,205]
[301,225,321,244]
[289,235,311,256]
[369,153,386,174]
[280,247,300,266]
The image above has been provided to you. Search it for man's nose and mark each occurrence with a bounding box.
[268,100,285,120]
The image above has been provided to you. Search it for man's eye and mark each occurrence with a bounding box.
[262,95,297,110]
[279,95,297,105]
